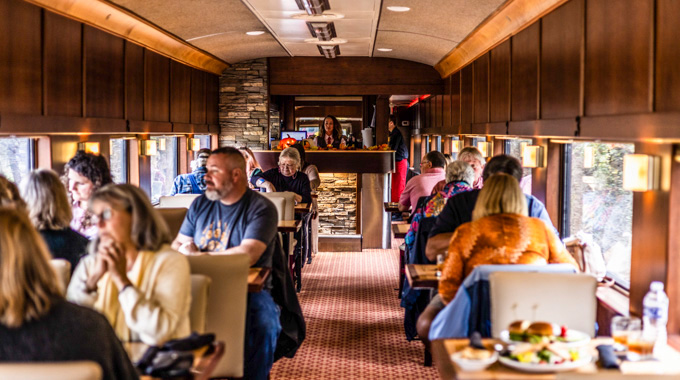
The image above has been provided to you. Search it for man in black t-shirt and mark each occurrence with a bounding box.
[172,147,280,380]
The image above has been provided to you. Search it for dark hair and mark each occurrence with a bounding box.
[321,115,341,142]
[482,154,523,182]
[211,146,246,171]
[197,148,211,157]
[389,115,397,124]
[64,151,113,190]
[426,151,447,169]
[290,143,307,168]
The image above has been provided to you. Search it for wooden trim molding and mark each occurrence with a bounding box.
[23,0,229,75]
[434,0,569,78]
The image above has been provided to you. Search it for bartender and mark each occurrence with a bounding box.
[388,115,409,202]
[316,115,347,149]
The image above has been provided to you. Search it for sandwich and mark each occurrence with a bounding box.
[508,320,530,341]
[525,322,556,343]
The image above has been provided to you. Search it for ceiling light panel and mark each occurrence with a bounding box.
[317,44,340,58]
[307,21,337,41]
[295,0,330,15]
[244,0,381,56]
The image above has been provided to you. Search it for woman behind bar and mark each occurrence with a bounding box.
[63,151,113,239]
[0,207,138,380]
[21,169,89,273]
[251,147,312,205]
[67,184,191,346]
[315,115,347,149]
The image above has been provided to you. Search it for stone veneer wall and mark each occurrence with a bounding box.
[218,59,269,149]
[318,173,357,235]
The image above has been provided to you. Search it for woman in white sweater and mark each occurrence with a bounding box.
[67,184,191,346]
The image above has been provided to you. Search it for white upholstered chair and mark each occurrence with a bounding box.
[0,361,102,380]
[156,207,188,238]
[189,274,211,334]
[187,254,249,378]
[260,191,296,255]
[50,259,71,296]
[158,194,200,208]
[490,272,597,337]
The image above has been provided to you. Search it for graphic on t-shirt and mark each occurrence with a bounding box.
[198,221,230,251]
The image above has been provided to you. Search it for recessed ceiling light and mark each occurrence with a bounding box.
[387,6,410,12]
[377,48,393,52]
[246,31,265,36]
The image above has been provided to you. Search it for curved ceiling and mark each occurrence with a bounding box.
[106,0,508,68]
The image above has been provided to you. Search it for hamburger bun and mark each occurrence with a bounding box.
[508,320,530,334]
[527,322,555,337]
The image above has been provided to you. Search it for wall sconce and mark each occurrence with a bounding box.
[583,146,594,168]
[77,142,100,155]
[140,140,158,156]
[477,141,491,157]
[188,138,201,151]
[523,145,545,168]
[451,140,463,153]
[158,138,166,151]
[623,154,659,192]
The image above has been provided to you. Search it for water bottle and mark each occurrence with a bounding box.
[642,281,669,349]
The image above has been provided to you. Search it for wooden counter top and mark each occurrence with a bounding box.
[252,150,395,174]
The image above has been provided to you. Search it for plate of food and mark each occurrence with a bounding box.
[498,341,592,373]
[501,320,590,347]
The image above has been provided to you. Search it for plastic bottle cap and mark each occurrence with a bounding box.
[650,281,664,291]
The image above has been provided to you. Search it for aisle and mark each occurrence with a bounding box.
[270,243,439,379]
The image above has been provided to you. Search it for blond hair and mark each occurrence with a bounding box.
[89,184,171,252]
[21,169,73,230]
[0,175,26,210]
[472,173,527,221]
[0,207,62,328]
[279,147,301,171]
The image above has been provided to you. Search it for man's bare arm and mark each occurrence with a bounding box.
[398,203,410,212]
[209,239,267,266]
[172,233,194,251]
[425,232,453,262]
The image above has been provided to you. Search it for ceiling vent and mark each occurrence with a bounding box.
[307,22,337,41]
[318,45,340,59]
[295,0,331,15]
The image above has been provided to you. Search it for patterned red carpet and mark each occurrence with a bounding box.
[270,242,439,379]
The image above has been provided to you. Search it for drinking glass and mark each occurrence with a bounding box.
[626,323,655,361]
[435,254,445,278]
[611,316,640,348]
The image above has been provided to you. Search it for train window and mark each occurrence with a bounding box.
[450,136,461,160]
[504,138,533,195]
[150,136,178,203]
[563,142,635,288]
[434,136,442,152]
[423,136,430,153]
[109,139,128,183]
[195,134,211,149]
[0,137,33,183]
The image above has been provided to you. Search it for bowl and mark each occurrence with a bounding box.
[451,350,498,372]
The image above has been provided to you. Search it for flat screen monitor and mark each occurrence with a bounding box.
[280,131,307,141]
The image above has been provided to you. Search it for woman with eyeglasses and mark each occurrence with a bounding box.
[250,147,312,205]
[67,184,191,346]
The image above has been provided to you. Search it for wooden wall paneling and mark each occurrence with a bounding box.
[0,0,42,115]
[489,40,511,123]
[435,95,442,129]
[530,138,549,207]
[584,0,652,116]
[430,97,436,129]
[473,53,490,124]
[541,0,584,119]
[655,0,680,112]
[191,69,206,124]
[666,144,680,335]
[511,22,540,121]
[629,142,672,317]
[451,72,461,131]
[170,61,191,123]
[375,97,389,145]
[43,12,82,117]
[206,75,219,125]
[443,76,452,132]
[125,42,144,121]
[545,141,563,233]
[144,50,170,122]
[461,65,474,125]
[84,25,124,119]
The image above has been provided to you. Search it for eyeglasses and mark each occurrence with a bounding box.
[420,160,431,166]
[279,163,296,170]
[91,208,113,224]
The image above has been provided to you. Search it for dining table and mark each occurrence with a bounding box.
[406,263,439,289]
[277,219,301,232]
[392,223,410,239]
[125,341,225,380]
[384,202,401,213]
[432,337,680,379]
[248,267,270,293]
[295,202,311,214]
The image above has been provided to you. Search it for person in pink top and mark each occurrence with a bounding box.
[398,151,447,212]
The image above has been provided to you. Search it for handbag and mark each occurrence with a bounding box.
[136,332,216,378]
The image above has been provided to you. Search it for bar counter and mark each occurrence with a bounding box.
[252,150,395,249]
